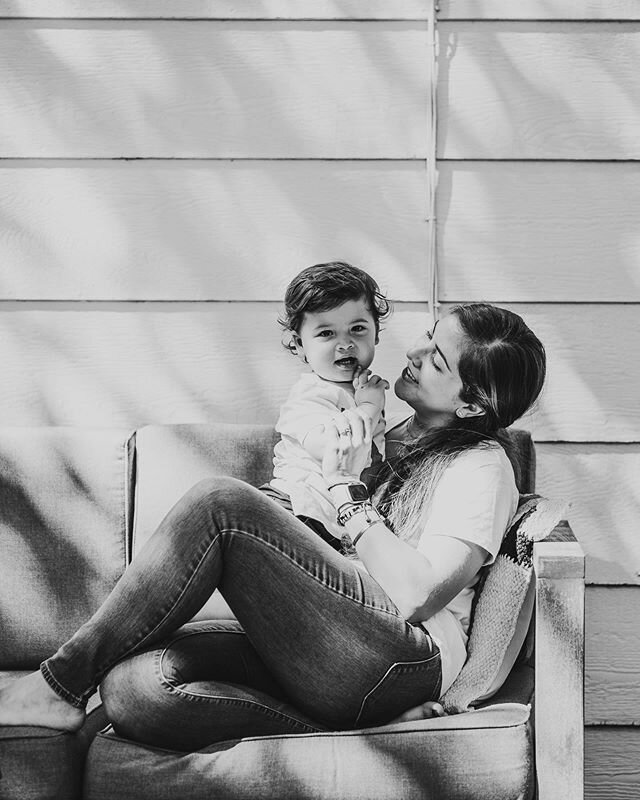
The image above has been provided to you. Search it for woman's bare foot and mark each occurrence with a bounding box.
[0,670,85,731]
[391,700,446,724]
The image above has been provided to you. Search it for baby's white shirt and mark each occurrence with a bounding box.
[269,372,385,539]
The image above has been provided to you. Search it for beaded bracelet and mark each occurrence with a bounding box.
[336,502,371,527]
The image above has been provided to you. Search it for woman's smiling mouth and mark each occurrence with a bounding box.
[402,366,418,384]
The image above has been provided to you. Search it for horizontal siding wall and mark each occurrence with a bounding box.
[0,161,429,301]
[585,587,640,725]
[2,1,640,20]
[2,12,432,427]
[0,20,429,159]
[0,13,435,432]
[0,1,434,19]
[0,302,636,444]
[3,158,638,303]
[438,21,640,160]
[438,162,640,303]
[437,4,640,799]
[537,445,640,586]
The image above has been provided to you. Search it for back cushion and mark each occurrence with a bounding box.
[132,423,278,550]
[132,424,278,621]
[0,427,134,668]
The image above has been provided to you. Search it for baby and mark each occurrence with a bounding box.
[261,261,390,547]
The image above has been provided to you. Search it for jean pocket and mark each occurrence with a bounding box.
[354,653,442,728]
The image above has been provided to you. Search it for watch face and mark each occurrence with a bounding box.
[348,484,369,502]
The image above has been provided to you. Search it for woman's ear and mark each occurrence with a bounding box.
[455,403,485,419]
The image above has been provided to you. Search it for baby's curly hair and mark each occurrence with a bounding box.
[278,262,391,354]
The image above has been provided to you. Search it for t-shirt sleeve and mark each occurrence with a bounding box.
[416,447,518,565]
[275,378,348,444]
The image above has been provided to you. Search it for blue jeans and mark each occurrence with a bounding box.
[41,477,441,751]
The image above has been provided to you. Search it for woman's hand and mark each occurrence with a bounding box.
[321,408,373,486]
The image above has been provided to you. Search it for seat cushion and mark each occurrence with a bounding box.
[0,427,134,668]
[84,705,533,800]
[0,679,107,800]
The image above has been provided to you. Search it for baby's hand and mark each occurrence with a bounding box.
[353,369,389,417]
[390,701,446,724]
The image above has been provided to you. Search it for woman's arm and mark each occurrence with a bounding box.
[354,527,487,623]
[323,414,508,623]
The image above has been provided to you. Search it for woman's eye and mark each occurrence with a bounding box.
[352,325,366,334]
[317,330,332,338]
[430,353,441,372]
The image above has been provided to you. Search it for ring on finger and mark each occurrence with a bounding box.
[338,427,351,437]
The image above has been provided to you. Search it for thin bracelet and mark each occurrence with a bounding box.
[351,520,380,546]
[339,501,385,529]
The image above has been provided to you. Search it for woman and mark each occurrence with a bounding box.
[0,303,545,751]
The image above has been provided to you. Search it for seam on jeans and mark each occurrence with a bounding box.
[92,531,224,687]
[353,654,441,728]
[156,650,319,733]
[168,624,245,642]
[224,528,402,619]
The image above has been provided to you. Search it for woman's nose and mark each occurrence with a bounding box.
[406,338,425,361]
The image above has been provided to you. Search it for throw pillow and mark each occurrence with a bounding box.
[440,494,568,714]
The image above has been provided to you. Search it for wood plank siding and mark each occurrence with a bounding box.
[0,161,430,301]
[0,1,637,795]
[435,5,640,796]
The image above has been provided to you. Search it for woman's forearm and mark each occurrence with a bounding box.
[352,521,485,624]
[352,524,442,622]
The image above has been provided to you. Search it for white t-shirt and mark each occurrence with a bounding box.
[270,372,385,539]
[352,416,518,694]
[413,444,519,693]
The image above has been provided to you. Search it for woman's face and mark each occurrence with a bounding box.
[394,313,470,427]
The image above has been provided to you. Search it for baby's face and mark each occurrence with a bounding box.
[295,297,377,384]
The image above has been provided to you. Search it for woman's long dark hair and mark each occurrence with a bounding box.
[375,303,546,544]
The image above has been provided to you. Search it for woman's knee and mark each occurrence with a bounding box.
[100,649,172,743]
[181,476,264,520]
[184,474,246,504]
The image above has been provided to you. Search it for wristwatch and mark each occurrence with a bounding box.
[328,481,370,509]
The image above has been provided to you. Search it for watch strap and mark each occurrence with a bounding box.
[328,481,369,509]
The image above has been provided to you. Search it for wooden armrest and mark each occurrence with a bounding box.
[533,521,585,800]
[534,520,585,579]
